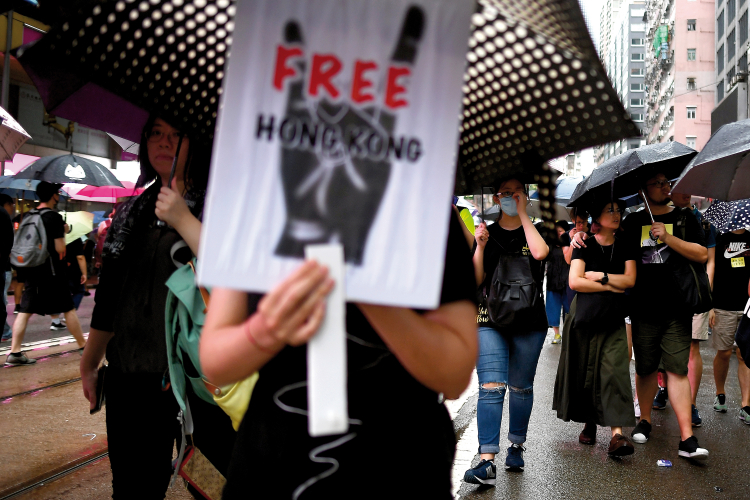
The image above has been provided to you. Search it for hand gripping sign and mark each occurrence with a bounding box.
[199,0,472,435]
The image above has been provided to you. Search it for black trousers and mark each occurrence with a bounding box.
[105,369,236,500]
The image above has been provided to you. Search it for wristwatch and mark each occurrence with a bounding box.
[601,272,609,285]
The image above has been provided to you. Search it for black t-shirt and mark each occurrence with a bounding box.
[65,238,84,282]
[621,208,705,318]
[571,235,635,326]
[40,210,66,275]
[0,207,12,272]
[224,212,476,499]
[479,223,547,330]
[713,230,750,311]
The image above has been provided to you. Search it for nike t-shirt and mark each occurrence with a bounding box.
[713,230,750,311]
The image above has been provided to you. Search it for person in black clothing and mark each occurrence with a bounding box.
[547,220,572,344]
[553,198,636,456]
[198,212,477,499]
[50,236,89,330]
[80,116,236,498]
[6,183,87,366]
[0,194,13,342]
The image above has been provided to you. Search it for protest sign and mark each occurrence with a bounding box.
[199,0,472,309]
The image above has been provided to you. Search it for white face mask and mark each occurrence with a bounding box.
[500,196,518,217]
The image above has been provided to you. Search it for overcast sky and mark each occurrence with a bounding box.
[579,0,602,52]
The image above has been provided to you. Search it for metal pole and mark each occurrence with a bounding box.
[1,10,13,177]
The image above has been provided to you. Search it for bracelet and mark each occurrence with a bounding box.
[244,317,277,354]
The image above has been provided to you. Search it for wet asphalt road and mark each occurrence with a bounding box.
[454,330,750,500]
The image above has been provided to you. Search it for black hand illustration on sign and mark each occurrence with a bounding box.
[273,7,425,265]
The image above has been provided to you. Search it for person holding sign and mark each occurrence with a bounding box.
[463,178,549,485]
[552,198,636,457]
[199,213,477,498]
[79,116,236,498]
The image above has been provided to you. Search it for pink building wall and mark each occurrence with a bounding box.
[672,0,715,150]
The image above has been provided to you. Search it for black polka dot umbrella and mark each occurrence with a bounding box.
[19,0,636,226]
[703,199,750,234]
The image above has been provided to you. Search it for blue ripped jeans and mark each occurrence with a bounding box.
[476,325,546,454]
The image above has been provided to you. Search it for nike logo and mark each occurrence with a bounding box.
[724,242,748,259]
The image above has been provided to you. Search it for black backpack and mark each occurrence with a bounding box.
[669,208,712,315]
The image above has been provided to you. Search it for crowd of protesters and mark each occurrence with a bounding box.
[2,113,749,498]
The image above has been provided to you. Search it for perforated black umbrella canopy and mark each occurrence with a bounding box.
[20,0,636,201]
[703,199,750,234]
[567,141,697,208]
[672,119,750,200]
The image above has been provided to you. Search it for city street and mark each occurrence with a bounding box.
[2,290,748,499]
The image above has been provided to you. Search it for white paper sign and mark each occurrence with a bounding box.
[199,0,472,308]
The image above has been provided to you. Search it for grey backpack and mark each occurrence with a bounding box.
[11,208,52,269]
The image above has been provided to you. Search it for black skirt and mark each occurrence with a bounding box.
[552,296,636,427]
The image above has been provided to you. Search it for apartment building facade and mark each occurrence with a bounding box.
[712,0,750,132]
[643,0,714,150]
[595,1,648,165]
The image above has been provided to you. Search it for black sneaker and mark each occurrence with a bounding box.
[463,459,497,485]
[5,352,37,366]
[13,304,19,315]
[678,436,708,461]
[653,387,668,410]
[631,419,652,444]
[50,320,67,331]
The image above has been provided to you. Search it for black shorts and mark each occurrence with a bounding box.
[13,265,27,284]
[19,266,74,316]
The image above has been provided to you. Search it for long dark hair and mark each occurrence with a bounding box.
[136,115,210,192]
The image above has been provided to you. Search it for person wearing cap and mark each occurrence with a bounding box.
[5,182,86,365]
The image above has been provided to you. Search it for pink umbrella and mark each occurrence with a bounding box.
[76,181,143,200]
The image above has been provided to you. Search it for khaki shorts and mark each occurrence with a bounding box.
[712,309,743,351]
[692,312,709,341]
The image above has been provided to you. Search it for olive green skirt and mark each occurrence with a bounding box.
[552,296,636,427]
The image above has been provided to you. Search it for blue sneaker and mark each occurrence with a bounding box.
[691,405,702,427]
[505,444,525,471]
[653,387,668,410]
[463,459,496,485]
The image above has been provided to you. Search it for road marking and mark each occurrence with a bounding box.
[0,333,89,356]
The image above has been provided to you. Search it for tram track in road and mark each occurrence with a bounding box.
[0,376,82,403]
[0,450,109,500]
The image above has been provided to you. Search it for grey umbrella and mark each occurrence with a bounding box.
[13,154,123,187]
[566,141,697,209]
[672,119,750,200]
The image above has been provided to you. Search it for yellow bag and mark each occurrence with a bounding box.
[212,373,259,431]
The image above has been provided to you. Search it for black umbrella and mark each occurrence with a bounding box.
[19,0,636,207]
[566,141,697,210]
[703,199,750,234]
[672,119,750,200]
[13,154,123,187]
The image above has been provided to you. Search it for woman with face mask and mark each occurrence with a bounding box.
[464,177,549,485]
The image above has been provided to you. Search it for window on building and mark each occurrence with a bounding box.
[631,68,644,76]
[631,9,645,17]
[687,106,697,119]
[687,19,696,31]
[728,0,736,23]
[687,78,697,90]
[742,0,747,8]
[630,98,644,106]
[687,48,696,61]
[728,66,736,83]
[717,11,724,39]
[631,38,644,46]
[630,23,646,32]
[631,113,644,122]
[631,83,644,91]
[718,80,725,101]
[741,11,748,46]
[728,28,736,61]
[629,143,641,149]
[631,53,644,61]
[740,53,748,73]
[718,44,725,73]
[686,136,697,148]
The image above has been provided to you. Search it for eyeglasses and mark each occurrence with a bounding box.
[497,190,525,198]
[146,129,184,144]
[646,179,673,189]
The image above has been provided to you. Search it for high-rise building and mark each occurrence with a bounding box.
[643,0,714,150]
[711,0,749,132]
[600,0,625,62]
[595,1,648,165]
